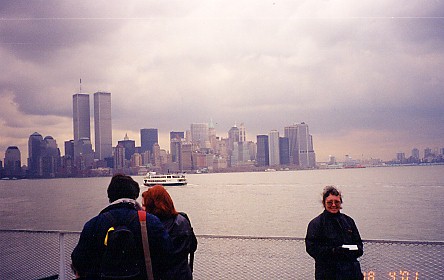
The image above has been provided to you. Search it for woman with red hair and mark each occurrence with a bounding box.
[142,185,197,280]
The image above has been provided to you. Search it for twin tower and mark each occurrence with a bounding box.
[73,92,112,163]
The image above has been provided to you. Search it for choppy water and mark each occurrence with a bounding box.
[0,165,443,241]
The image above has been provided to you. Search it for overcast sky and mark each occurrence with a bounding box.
[1,0,443,163]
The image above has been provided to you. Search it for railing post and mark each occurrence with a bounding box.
[59,232,66,280]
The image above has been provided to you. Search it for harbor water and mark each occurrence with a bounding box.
[1,165,443,241]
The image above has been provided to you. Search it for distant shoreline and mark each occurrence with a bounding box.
[2,162,443,180]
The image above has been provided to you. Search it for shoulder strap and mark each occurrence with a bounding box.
[138,211,154,280]
[102,211,138,227]
[179,212,195,272]
[179,212,190,222]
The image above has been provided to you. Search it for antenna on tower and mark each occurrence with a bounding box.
[79,78,82,93]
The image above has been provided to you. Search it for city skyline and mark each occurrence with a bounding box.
[1,1,443,163]
[2,119,442,166]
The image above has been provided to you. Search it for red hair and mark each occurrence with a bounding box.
[142,185,178,219]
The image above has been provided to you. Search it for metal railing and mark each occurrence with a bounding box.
[1,229,443,279]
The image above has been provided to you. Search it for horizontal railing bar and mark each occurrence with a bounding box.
[196,234,306,241]
[2,229,444,245]
[0,229,81,234]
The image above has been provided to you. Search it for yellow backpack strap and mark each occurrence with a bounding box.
[104,227,115,246]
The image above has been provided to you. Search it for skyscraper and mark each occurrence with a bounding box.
[284,125,298,165]
[295,123,316,168]
[279,137,290,165]
[73,93,91,142]
[118,134,136,161]
[64,140,74,159]
[208,120,217,152]
[191,123,209,149]
[284,122,316,168]
[28,132,43,177]
[239,123,246,142]
[256,135,269,167]
[180,143,193,171]
[170,131,184,163]
[114,143,125,170]
[94,92,112,160]
[411,148,420,161]
[41,136,61,178]
[228,125,240,151]
[27,133,62,178]
[4,146,21,178]
[73,93,91,163]
[268,130,280,166]
[141,128,158,154]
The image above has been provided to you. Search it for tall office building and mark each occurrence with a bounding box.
[268,130,280,166]
[170,131,184,163]
[296,123,315,168]
[397,152,406,163]
[239,123,246,142]
[141,128,158,154]
[94,92,112,160]
[73,93,92,163]
[231,141,250,166]
[191,123,209,149]
[28,132,43,177]
[4,146,21,178]
[152,143,161,167]
[73,93,91,142]
[64,140,74,159]
[279,137,290,165]
[28,132,62,178]
[248,141,257,161]
[170,131,185,140]
[424,148,433,159]
[228,125,240,151]
[284,125,298,165]
[114,143,125,170]
[256,135,269,167]
[284,122,316,168]
[180,143,193,171]
[209,120,217,152]
[411,148,420,160]
[41,136,61,178]
[118,134,136,161]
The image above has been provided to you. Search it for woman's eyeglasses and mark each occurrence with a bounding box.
[326,200,341,206]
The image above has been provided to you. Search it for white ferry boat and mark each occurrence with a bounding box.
[143,172,187,187]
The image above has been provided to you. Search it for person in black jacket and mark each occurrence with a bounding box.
[142,185,197,280]
[71,174,172,279]
[305,186,364,280]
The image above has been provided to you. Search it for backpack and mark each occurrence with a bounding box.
[100,211,142,280]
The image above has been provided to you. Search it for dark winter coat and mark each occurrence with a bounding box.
[305,210,364,280]
[71,202,172,279]
[160,213,197,280]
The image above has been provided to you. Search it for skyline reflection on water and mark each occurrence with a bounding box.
[0,165,443,241]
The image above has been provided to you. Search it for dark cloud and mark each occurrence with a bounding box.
[1,1,443,161]
[0,1,124,61]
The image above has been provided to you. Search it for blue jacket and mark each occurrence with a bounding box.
[71,202,172,279]
[160,213,197,280]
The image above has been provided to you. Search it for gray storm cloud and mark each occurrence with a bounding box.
[1,0,443,161]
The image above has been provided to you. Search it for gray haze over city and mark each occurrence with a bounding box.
[1,1,443,162]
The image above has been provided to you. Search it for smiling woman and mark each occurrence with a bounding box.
[305,186,364,280]
[323,185,343,214]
